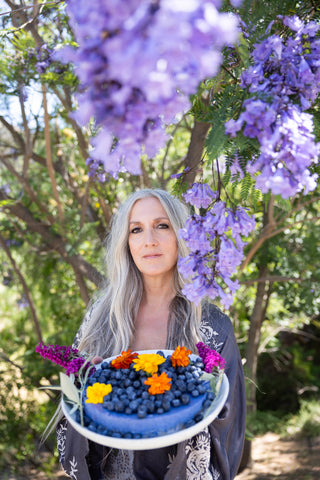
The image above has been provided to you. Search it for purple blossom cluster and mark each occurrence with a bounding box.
[35,342,95,376]
[196,342,226,373]
[59,0,238,175]
[35,44,54,74]
[178,183,256,308]
[225,15,320,198]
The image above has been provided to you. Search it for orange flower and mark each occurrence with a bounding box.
[171,345,191,368]
[132,353,166,375]
[111,349,138,369]
[86,382,112,404]
[144,372,172,395]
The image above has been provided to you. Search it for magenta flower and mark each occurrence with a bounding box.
[196,342,226,373]
[36,342,95,376]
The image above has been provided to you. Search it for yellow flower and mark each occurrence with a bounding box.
[86,382,112,404]
[133,353,166,375]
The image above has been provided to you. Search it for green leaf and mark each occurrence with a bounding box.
[59,372,80,404]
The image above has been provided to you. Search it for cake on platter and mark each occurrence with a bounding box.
[37,341,228,448]
[81,348,216,439]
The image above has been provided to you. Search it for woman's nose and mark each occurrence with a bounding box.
[145,229,158,246]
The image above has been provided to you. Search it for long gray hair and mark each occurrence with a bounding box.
[78,189,202,357]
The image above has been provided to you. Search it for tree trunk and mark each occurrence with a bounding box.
[240,263,272,470]
[184,119,211,185]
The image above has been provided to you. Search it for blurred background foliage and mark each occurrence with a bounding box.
[0,0,320,477]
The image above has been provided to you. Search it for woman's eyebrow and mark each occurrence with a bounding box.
[129,216,169,224]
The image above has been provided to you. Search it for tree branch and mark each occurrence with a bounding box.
[0,233,43,342]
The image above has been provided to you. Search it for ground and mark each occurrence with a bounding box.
[235,433,320,480]
[2,433,320,479]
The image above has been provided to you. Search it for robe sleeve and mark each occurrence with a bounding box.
[206,306,246,479]
[161,304,246,480]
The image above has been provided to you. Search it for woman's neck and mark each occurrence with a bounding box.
[141,281,176,308]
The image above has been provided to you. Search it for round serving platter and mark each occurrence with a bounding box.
[61,350,229,450]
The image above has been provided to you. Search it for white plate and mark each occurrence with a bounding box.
[61,350,229,450]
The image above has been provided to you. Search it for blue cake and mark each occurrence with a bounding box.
[82,349,214,439]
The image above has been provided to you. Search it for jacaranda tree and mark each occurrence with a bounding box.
[0,0,320,472]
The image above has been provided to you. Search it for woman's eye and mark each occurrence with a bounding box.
[130,227,142,234]
[157,223,169,229]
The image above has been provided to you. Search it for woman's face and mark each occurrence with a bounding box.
[128,197,178,282]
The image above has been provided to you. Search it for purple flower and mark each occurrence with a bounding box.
[196,342,226,373]
[184,183,217,209]
[225,15,320,198]
[58,0,239,175]
[36,342,95,376]
[178,196,256,308]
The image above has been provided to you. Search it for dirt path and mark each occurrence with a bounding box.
[3,433,320,479]
[236,433,320,480]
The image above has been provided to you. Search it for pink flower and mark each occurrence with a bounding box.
[196,342,226,373]
[36,342,95,376]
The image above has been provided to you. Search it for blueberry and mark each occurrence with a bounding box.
[184,419,195,428]
[125,407,133,415]
[133,380,140,388]
[145,400,155,413]
[88,423,97,432]
[194,413,204,423]
[191,389,200,397]
[124,432,133,438]
[137,405,148,419]
[157,407,164,414]
[198,383,207,394]
[171,398,181,408]
[103,401,115,411]
[128,390,137,401]
[207,391,216,401]
[174,390,182,398]
[203,399,212,409]
[83,415,91,427]
[115,400,125,413]
[187,382,195,392]
[141,391,149,399]
[162,399,171,412]
[181,393,190,405]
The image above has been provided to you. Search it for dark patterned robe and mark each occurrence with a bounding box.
[56,303,246,480]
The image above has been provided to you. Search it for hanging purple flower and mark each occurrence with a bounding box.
[184,183,217,209]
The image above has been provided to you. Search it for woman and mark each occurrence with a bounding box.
[57,189,246,480]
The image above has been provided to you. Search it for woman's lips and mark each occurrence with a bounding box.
[143,253,162,259]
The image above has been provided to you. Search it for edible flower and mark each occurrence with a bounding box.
[171,345,191,368]
[86,382,112,404]
[111,349,138,369]
[133,353,166,375]
[35,342,95,376]
[144,372,172,395]
[196,342,226,373]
